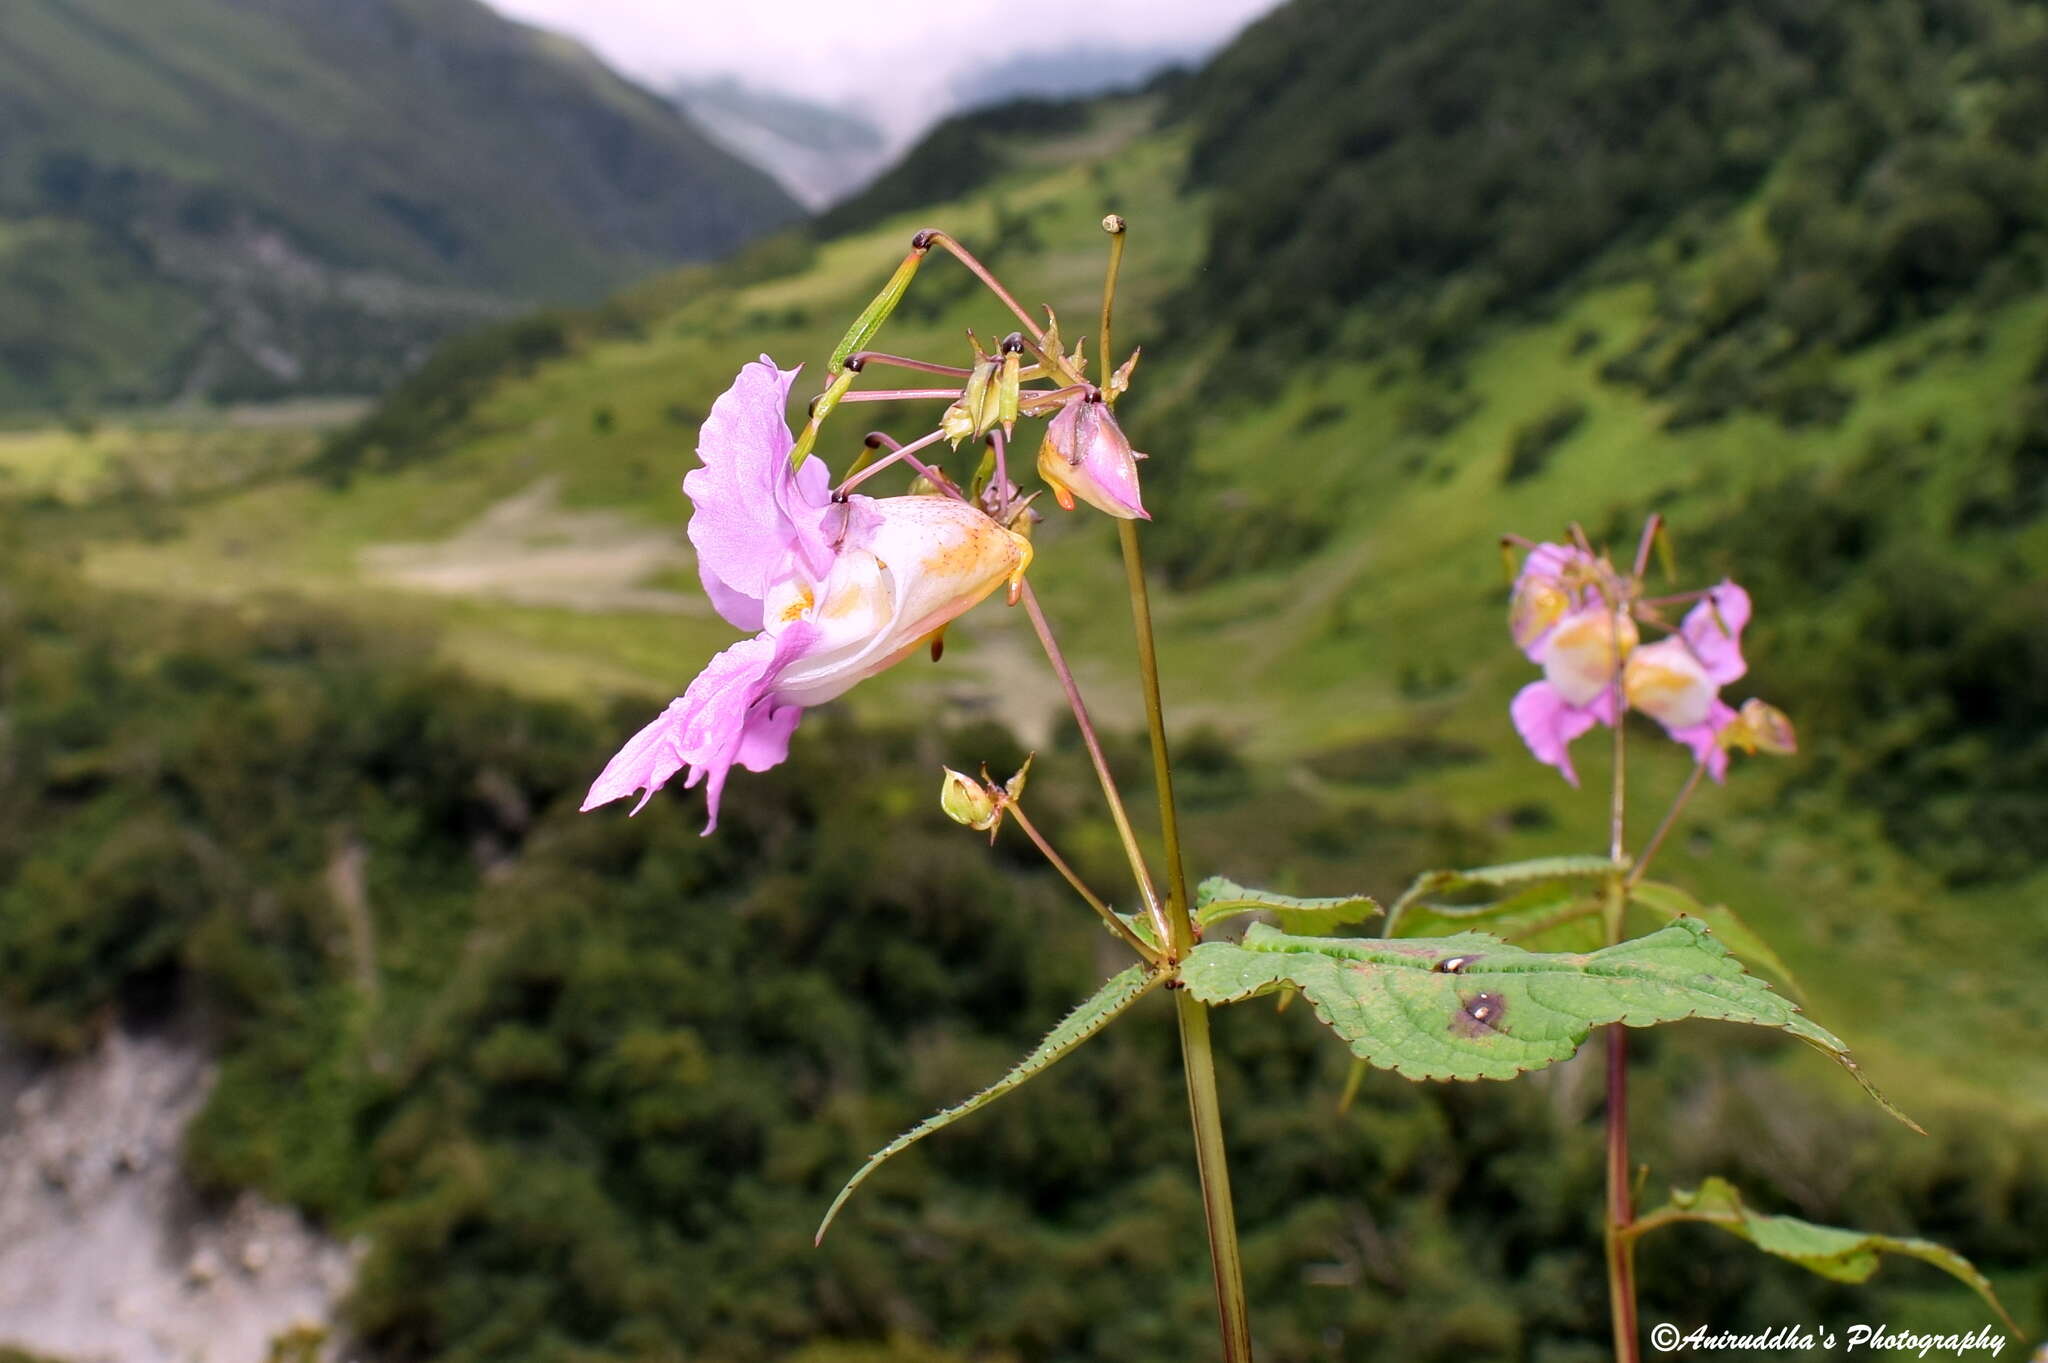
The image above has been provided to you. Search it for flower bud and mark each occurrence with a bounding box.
[998,345,1022,435]
[1725,698,1797,756]
[940,354,1001,448]
[940,767,998,830]
[1037,395,1148,520]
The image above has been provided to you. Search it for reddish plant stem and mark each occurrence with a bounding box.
[1627,761,1708,889]
[1603,594,1640,1363]
[1004,802,1157,963]
[1015,582,1167,945]
[1606,1021,1640,1363]
[833,387,963,403]
[922,231,1046,343]
[836,428,948,496]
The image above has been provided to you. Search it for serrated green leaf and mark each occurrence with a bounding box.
[1195,876,1382,934]
[1629,879,1804,999]
[1181,920,1915,1128]
[1387,854,1619,933]
[1642,1177,2018,1334]
[817,964,1163,1243]
[1389,879,1602,951]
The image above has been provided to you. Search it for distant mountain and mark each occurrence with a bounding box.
[677,46,1192,216]
[670,78,889,211]
[0,0,803,412]
[949,44,1190,108]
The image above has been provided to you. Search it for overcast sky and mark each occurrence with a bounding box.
[483,0,1276,139]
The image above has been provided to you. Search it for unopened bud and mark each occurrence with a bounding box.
[998,347,1021,434]
[1037,395,1148,520]
[940,767,998,830]
[940,356,999,447]
[1726,698,1798,756]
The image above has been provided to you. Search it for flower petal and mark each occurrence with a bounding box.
[1037,397,1148,520]
[1540,607,1638,707]
[582,621,819,831]
[683,357,834,627]
[1681,581,1751,687]
[1511,679,1604,787]
[1510,542,1597,659]
[1665,698,1739,782]
[1624,637,1716,730]
[770,494,1031,707]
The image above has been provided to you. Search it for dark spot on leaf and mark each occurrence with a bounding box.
[1454,991,1507,1037]
[1434,954,1480,974]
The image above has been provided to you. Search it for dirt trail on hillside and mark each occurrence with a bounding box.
[362,476,703,614]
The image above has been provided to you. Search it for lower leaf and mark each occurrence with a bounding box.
[1638,1177,2019,1335]
[816,963,1164,1243]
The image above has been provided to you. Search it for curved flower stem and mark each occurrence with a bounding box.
[834,387,963,403]
[845,352,974,378]
[1631,512,1664,583]
[848,350,1050,383]
[837,428,948,496]
[1004,801,1159,964]
[1015,582,1167,944]
[922,231,1047,348]
[1118,518,1253,1363]
[1626,761,1708,890]
[859,431,956,494]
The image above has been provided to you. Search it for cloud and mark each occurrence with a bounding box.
[483,0,1272,139]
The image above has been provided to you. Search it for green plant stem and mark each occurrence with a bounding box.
[1175,990,1254,1361]
[1117,519,1192,950]
[1099,217,1126,392]
[1004,801,1159,964]
[1117,518,1253,1362]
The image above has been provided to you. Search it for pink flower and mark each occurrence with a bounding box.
[1623,582,1749,780]
[584,357,1032,831]
[1037,394,1148,520]
[1507,541,1752,784]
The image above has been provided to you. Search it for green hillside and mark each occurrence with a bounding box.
[0,0,800,413]
[6,1,2047,1357]
[52,57,2048,1097]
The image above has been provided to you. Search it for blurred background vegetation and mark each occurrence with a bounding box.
[2,0,2045,1358]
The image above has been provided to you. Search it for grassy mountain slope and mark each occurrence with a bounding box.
[0,0,801,412]
[51,66,2048,1115]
